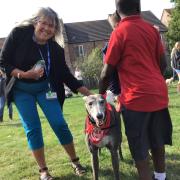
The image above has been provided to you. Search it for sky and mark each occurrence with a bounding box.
[0,0,174,38]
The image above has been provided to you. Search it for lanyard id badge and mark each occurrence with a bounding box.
[46,83,57,100]
[46,90,57,100]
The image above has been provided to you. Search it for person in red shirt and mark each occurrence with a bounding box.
[99,0,172,180]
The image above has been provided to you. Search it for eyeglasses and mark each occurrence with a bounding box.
[38,20,55,29]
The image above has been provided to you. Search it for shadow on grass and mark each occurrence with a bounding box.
[0,122,22,127]
[166,152,180,173]
[52,164,137,180]
[66,95,83,99]
[169,105,180,108]
[53,175,90,180]
[0,116,48,127]
[53,165,92,180]
[169,91,178,94]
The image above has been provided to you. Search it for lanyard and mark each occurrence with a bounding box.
[38,43,50,77]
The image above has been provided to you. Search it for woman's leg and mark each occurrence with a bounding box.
[37,91,86,175]
[0,95,5,122]
[37,91,77,159]
[13,89,49,175]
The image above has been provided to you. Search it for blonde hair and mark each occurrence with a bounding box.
[16,7,64,47]
[171,41,180,59]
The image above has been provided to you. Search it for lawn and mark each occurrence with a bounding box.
[0,85,179,180]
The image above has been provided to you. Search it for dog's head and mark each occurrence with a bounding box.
[83,94,106,127]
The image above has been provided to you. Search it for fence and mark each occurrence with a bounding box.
[83,77,99,89]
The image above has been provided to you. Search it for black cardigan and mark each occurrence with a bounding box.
[0,25,81,107]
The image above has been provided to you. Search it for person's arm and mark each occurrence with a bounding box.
[99,64,115,94]
[0,28,19,76]
[10,68,44,80]
[159,53,167,75]
[77,86,92,96]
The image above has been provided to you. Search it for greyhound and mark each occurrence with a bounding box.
[83,94,122,180]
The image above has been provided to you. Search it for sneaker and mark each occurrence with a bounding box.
[152,175,167,180]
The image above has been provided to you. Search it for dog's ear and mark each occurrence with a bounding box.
[83,96,88,101]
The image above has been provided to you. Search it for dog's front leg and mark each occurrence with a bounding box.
[110,148,120,180]
[91,148,99,180]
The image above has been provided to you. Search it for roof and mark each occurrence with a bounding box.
[64,11,168,44]
[64,20,112,44]
[141,11,167,32]
[163,8,173,15]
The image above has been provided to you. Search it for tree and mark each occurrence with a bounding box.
[76,47,103,88]
[166,0,180,49]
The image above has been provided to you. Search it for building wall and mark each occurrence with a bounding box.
[0,38,5,49]
[161,11,172,27]
[66,40,108,71]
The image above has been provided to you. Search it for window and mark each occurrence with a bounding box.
[78,45,84,57]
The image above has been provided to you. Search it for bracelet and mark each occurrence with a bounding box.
[17,72,21,79]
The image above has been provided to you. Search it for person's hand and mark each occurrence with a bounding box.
[0,69,4,77]
[24,68,44,80]
[77,86,93,96]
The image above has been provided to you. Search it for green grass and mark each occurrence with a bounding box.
[0,85,179,180]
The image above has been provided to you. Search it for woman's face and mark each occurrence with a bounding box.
[34,16,56,44]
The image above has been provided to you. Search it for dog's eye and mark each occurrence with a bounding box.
[99,100,105,104]
[88,102,93,106]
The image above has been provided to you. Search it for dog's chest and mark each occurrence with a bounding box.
[96,135,113,147]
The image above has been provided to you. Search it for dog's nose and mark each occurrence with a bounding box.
[96,113,103,119]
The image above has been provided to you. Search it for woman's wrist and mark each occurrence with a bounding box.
[77,86,92,96]
[17,71,26,79]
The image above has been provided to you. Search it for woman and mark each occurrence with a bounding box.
[171,41,180,92]
[0,7,92,180]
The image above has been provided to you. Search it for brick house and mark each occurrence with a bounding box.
[0,38,5,51]
[0,11,168,72]
[161,8,174,27]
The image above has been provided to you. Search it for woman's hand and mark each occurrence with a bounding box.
[24,68,44,80]
[11,68,44,80]
[77,86,93,96]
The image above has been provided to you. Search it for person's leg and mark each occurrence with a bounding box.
[0,95,6,122]
[8,103,13,120]
[37,91,86,175]
[150,108,172,180]
[37,92,77,158]
[13,89,50,177]
[122,107,152,180]
[151,146,165,172]
[135,159,152,180]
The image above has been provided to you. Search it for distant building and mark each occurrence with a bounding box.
[0,11,168,71]
[0,38,4,51]
[161,8,174,27]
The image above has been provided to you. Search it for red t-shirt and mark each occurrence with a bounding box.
[105,15,168,112]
